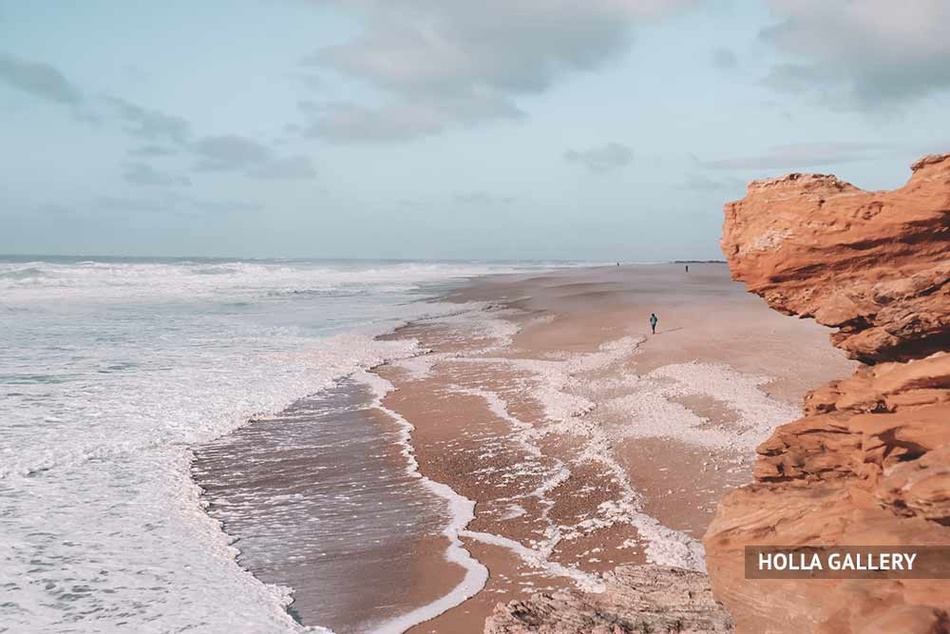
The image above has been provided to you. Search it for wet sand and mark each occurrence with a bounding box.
[376,263,855,632]
[194,263,855,634]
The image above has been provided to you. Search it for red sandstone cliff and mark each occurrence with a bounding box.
[705,154,950,633]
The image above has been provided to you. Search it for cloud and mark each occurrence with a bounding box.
[248,155,317,180]
[711,47,737,69]
[564,142,634,173]
[0,58,194,148]
[192,134,272,171]
[0,51,82,105]
[123,162,192,187]
[106,100,312,181]
[701,142,893,170]
[454,191,515,205]
[106,97,192,145]
[300,0,694,141]
[191,134,317,180]
[302,101,447,142]
[0,52,306,189]
[129,144,179,157]
[97,100,309,181]
[301,92,524,142]
[762,0,950,106]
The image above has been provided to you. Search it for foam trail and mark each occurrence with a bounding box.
[462,530,605,593]
[1,258,574,633]
[427,322,708,571]
[357,370,489,634]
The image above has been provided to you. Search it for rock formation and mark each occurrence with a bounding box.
[719,154,949,364]
[706,154,950,633]
[485,564,733,634]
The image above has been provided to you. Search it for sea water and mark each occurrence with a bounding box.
[0,257,563,633]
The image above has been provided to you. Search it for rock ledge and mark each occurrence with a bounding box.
[705,154,950,633]
[484,564,733,634]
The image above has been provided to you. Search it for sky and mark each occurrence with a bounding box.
[1,0,948,261]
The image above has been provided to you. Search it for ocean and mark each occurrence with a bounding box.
[0,257,569,633]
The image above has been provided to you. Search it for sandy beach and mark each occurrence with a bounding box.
[372,263,855,633]
[190,262,856,633]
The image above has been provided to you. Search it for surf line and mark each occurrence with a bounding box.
[443,342,707,573]
[446,386,608,591]
[356,368,489,634]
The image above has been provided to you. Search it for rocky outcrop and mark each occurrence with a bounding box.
[484,565,733,634]
[719,154,950,364]
[706,154,950,633]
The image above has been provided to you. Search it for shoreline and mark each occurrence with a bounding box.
[185,270,556,634]
[191,262,855,634]
[369,263,855,632]
[358,368,490,634]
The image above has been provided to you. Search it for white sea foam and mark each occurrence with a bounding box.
[0,260,567,304]
[380,297,796,583]
[356,370,489,634]
[392,352,438,381]
[604,362,800,452]
[462,530,606,593]
[500,504,528,520]
[420,321,708,572]
[0,258,565,633]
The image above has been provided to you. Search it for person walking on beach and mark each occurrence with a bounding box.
[649,313,658,334]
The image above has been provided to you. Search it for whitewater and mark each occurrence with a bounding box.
[0,257,566,633]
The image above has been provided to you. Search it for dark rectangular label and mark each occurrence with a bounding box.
[744,546,950,579]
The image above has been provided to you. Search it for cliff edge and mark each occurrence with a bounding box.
[705,154,950,633]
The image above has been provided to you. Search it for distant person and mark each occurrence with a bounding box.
[649,313,658,334]
[616,262,620,267]
[685,264,689,273]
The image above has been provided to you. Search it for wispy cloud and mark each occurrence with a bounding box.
[0,51,82,105]
[129,145,180,158]
[248,155,317,180]
[711,47,737,70]
[301,101,451,143]
[106,97,192,145]
[122,162,192,187]
[298,0,696,142]
[193,135,272,172]
[761,0,950,107]
[191,134,317,180]
[0,50,312,189]
[564,142,634,173]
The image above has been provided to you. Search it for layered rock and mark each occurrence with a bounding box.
[485,564,733,634]
[719,154,950,363]
[706,154,950,633]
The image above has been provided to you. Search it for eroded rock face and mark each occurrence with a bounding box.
[719,154,950,364]
[484,564,733,634]
[706,155,950,633]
